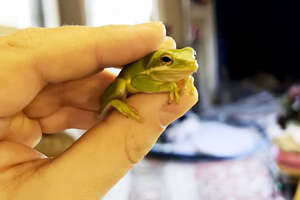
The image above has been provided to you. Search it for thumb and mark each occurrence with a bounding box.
[14,85,198,200]
[118,86,198,163]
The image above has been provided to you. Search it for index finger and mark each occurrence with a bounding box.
[4,22,166,83]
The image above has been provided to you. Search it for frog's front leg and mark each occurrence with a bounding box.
[131,75,180,104]
[159,82,179,103]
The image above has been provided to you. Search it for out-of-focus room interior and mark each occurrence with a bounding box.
[3,0,300,199]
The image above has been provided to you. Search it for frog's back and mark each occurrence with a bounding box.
[117,59,145,80]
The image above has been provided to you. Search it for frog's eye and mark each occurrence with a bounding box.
[160,55,173,65]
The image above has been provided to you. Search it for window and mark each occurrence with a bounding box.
[0,0,41,28]
[85,0,153,26]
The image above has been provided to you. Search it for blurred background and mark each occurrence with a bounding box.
[2,0,300,199]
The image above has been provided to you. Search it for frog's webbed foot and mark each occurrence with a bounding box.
[109,99,141,121]
[181,76,195,95]
[168,76,194,103]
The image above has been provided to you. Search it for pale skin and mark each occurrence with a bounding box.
[0,22,198,200]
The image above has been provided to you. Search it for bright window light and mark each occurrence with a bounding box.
[85,0,153,75]
[0,0,38,28]
[85,0,153,26]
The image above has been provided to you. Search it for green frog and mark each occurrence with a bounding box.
[100,47,198,120]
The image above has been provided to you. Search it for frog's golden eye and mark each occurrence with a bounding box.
[160,55,173,65]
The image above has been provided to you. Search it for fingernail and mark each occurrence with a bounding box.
[158,36,176,50]
[137,21,166,36]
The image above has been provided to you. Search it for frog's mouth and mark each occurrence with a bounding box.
[150,67,197,82]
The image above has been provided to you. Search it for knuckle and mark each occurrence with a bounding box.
[124,124,163,164]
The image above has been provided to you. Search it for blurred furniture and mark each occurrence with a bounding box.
[103,155,281,200]
[190,0,218,109]
[153,0,218,110]
[57,0,85,25]
[34,133,77,157]
[152,0,192,48]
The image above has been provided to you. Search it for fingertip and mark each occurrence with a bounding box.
[158,36,176,50]
[107,86,198,163]
[134,21,167,52]
[93,22,167,68]
[159,86,198,126]
[136,22,175,50]
[136,21,166,38]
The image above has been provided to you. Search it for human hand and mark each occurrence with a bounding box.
[0,22,198,200]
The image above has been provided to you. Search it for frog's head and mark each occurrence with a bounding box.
[142,47,198,82]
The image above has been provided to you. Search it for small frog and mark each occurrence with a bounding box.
[100,47,198,121]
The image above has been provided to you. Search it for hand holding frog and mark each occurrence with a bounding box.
[0,22,197,200]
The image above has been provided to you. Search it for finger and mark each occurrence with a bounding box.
[158,36,176,50]
[0,22,165,117]
[16,86,198,199]
[4,112,42,147]
[0,23,165,117]
[6,22,165,83]
[0,141,46,170]
[0,117,11,140]
[96,36,175,69]
[39,107,99,133]
[0,113,42,148]
[24,35,175,119]
[24,71,115,118]
[23,34,174,131]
